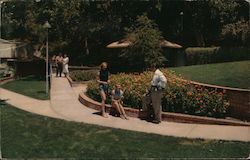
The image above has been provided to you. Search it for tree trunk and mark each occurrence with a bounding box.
[85,38,89,55]
[195,29,205,47]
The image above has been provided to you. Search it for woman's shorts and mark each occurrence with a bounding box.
[99,84,109,94]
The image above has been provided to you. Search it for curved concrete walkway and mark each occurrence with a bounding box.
[1,75,249,142]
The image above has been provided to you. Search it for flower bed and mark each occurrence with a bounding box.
[87,69,229,118]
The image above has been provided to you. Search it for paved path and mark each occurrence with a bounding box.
[1,75,250,142]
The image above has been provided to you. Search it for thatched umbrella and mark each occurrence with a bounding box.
[106,39,182,49]
[106,39,132,48]
[160,40,182,49]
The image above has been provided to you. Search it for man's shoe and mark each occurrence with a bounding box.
[152,120,161,124]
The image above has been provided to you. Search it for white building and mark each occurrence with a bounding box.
[0,38,28,64]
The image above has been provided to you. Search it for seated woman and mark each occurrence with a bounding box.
[111,84,129,120]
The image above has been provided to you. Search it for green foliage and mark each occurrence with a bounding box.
[69,70,98,82]
[221,20,250,46]
[208,0,249,46]
[2,0,249,66]
[185,47,220,65]
[121,14,166,70]
[185,47,250,65]
[3,0,121,57]
[208,0,240,24]
[2,104,249,158]
[87,70,229,118]
[0,65,15,78]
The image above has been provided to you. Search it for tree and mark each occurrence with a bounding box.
[221,19,250,46]
[122,14,166,71]
[204,0,249,46]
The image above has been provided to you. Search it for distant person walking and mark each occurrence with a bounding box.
[56,53,63,77]
[63,54,69,77]
[51,55,57,73]
[142,67,167,124]
[96,62,110,118]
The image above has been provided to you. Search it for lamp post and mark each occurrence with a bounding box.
[43,21,51,95]
[179,11,184,44]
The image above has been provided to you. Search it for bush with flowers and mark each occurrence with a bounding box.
[87,69,229,118]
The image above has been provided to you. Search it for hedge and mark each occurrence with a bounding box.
[185,47,250,65]
[87,70,230,118]
[69,70,98,82]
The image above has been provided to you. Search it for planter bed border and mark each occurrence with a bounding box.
[0,76,15,84]
[66,76,91,87]
[79,92,250,126]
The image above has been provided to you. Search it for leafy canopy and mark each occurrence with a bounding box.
[122,14,166,70]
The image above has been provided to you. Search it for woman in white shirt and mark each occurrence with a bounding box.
[62,54,69,77]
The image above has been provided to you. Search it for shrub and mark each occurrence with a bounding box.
[121,14,166,70]
[86,69,229,118]
[70,70,98,82]
[185,47,250,65]
[0,65,15,79]
[185,47,219,65]
[214,47,250,62]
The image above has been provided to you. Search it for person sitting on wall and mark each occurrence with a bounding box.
[111,84,129,120]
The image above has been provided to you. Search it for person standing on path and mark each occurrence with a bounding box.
[63,54,69,77]
[96,62,110,118]
[51,55,57,73]
[142,67,167,124]
[56,53,63,77]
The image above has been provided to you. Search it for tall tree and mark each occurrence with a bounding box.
[208,0,250,46]
[122,14,166,70]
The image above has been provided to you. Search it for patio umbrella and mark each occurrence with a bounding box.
[160,40,182,49]
[106,39,182,49]
[106,39,132,48]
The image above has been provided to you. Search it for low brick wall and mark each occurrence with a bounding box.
[187,80,250,121]
[226,89,249,121]
[79,92,250,126]
[0,76,14,84]
[66,76,90,87]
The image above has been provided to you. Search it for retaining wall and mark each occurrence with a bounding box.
[78,92,250,126]
[188,81,250,121]
[0,76,14,84]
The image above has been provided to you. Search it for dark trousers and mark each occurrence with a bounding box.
[56,63,63,77]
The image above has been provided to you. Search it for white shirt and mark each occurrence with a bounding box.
[151,69,167,89]
[63,57,69,65]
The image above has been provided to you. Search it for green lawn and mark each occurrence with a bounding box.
[0,75,49,100]
[169,60,250,89]
[1,103,249,159]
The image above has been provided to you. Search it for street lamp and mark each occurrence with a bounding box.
[179,11,184,44]
[43,21,51,95]
[179,11,184,32]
